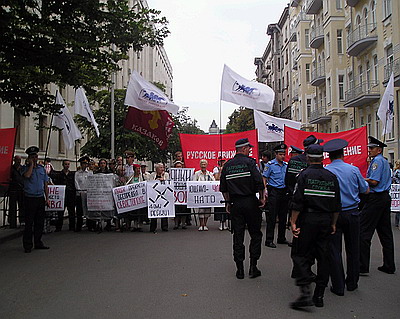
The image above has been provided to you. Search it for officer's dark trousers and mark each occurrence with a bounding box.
[231,195,262,262]
[23,196,45,250]
[329,209,360,293]
[75,194,84,231]
[56,192,76,231]
[266,187,288,243]
[360,192,395,273]
[8,189,24,228]
[292,213,331,287]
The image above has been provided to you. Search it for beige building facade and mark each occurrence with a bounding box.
[0,0,173,170]
[256,0,400,162]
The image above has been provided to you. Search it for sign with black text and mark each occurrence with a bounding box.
[147,180,175,218]
[169,168,194,205]
[45,185,66,211]
[112,182,147,214]
[87,174,115,211]
[390,184,400,212]
[186,181,224,208]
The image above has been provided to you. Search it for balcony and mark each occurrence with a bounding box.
[326,106,347,116]
[344,80,380,107]
[309,106,331,124]
[261,69,269,79]
[289,28,297,42]
[310,65,326,86]
[383,57,400,87]
[347,23,378,56]
[346,0,360,6]
[291,0,299,7]
[294,11,312,27]
[292,89,299,102]
[305,0,323,14]
[310,26,324,49]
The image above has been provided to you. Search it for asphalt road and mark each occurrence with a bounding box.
[0,218,399,319]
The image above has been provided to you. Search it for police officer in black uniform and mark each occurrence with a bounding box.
[290,144,341,309]
[220,138,266,279]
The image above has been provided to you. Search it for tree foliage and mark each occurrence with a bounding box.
[225,107,255,133]
[77,89,203,162]
[0,0,169,116]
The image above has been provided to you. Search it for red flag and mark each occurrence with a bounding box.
[180,130,259,170]
[0,128,17,189]
[124,107,174,150]
[284,126,368,176]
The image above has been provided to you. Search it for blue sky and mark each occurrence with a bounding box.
[148,0,289,131]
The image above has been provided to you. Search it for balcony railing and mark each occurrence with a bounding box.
[309,105,331,124]
[384,57,400,86]
[294,11,312,27]
[310,65,326,86]
[344,80,380,107]
[347,23,378,56]
[310,26,324,49]
[305,0,323,15]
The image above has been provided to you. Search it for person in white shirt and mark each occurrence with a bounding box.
[74,156,93,231]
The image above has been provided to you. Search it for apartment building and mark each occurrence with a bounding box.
[256,0,400,161]
[0,0,173,169]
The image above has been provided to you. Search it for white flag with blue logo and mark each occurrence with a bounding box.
[74,87,100,137]
[53,91,82,149]
[221,64,274,112]
[377,72,394,135]
[124,71,179,115]
[254,110,301,142]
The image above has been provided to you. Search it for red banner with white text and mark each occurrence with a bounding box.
[0,128,17,188]
[180,130,258,170]
[284,126,368,176]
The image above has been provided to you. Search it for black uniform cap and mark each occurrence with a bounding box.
[306,144,323,157]
[367,136,387,148]
[290,145,304,154]
[303,135,324,148]
[273,143,287,153]
[323,138,349,153]
[78,155,91,163]
[235,138,254,148]
[25,146,39,155]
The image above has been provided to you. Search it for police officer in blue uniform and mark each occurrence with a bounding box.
[324,139,369,295]
[220,138,266,279]
[289,145,304,158]
[21,146,50,253]
[360,136,396,275]
[263,144,289,248]
[290,144,341,309]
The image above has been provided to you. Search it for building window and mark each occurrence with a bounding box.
[58,130,65,154]
[361,116,364,126]
[338,74,345,101]
[327,77,331,104]
[364,8,368,27]
[305,29,310,48]
[371,0,376,24]
[307,98,312,119]
[367,114,372,135]
[373,55,378,82]
[375,112,380,136]
[383,0,392,19]
[386,44,394,67]
[337,29,343,54]
[336,0,342,9]
[366,61,371,85]
[326,33,330,57]
[38,115,48,151]
[348,71,354,90]
[358,65,363,85]
[305,64,310,82]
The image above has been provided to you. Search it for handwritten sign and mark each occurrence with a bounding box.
[390,184,400,212]
[147,180,175,218]
[112,182,147,214]
[186,181,224,208]
[87,174,115,211]
[45,185,66,211]
[169,168,194,205]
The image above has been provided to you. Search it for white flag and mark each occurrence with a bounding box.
[377,72,394,135]
[53,91,82,150]
[74,87,100,137]
[221,64,275,112]
[124,71,179,114]
[254,110,301,142]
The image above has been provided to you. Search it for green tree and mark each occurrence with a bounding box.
[225,107,255,133]
[0,0,169,116]
[78,89,203,162]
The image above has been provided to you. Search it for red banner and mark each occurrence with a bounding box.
[180,130,259,170]
[124,107,174,150]
[284,126,368,176]
[0,128,17,187]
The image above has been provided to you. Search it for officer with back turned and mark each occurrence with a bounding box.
[220,138,266,279]
[290,144,341,309]
[324,139,369,296]
[360,136,396,275]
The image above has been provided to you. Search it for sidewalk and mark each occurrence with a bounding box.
[0,227,23,244]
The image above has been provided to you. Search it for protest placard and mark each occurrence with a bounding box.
[87,174,115,211]
[112,182,147,214]
[186,181,224,208]
[147,180,175,218]
[169,168,194,205]
[45,185,66,211]
[390,184,400,212]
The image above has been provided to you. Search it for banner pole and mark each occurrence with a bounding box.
[219,99,222,158]
[44,113,54,161]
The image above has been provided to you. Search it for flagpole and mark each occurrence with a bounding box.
[110,45,116,160]
[44,113,54,161]
[219,100,222,159]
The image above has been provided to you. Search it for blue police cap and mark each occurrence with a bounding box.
[235,138,254,148]
[290,145,304,154]
[273,143,287,153]
[25,146,39,155]
[306,144,323,157]
[303,135,324,148]
[367,136,387,148]
[323,138,348,153]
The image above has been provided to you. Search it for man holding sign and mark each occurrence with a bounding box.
[220,138,265,279]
